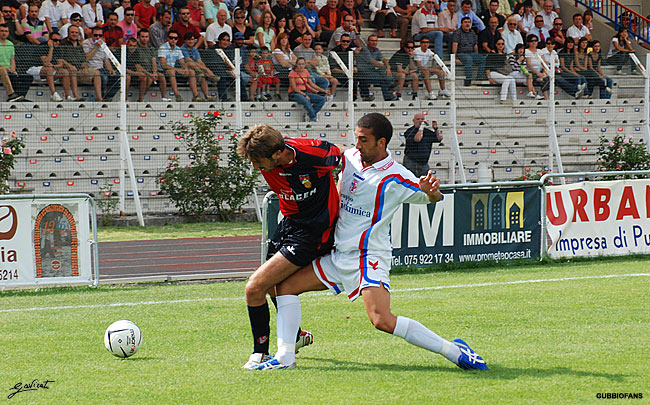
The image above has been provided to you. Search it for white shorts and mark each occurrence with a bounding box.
[313,249,391,301]
[26,66,54,81]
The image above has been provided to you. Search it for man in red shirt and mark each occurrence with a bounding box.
[186,0,205,29]
[318,0,340,45]
[134,0,156,30]
[101,12,124,47]
[171,7,203,47]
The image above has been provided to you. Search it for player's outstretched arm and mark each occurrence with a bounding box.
[419,171,443,203]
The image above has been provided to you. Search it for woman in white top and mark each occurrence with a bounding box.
[82,0,103,29]
[518,2,535,36]
[607,28,637,74]
[524,33,548,99]
[368,0,397,38]
[272,31,297,100]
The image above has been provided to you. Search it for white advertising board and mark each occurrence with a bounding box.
[0,196,95,289]
[546,179,650,258]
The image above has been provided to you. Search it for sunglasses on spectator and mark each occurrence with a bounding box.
[235,15,244,18]
[72,18,82,21]
[341,40,350,43]
[421,40,429,43]
[51,38,61,42]
[529,39,538,42]
[405,46,414,49]
[508,23,516,25]
[169,36,178,39]
[125,13,134,16]
[180,12,190,14]
[93,33,103,37]
[554,23,562,25]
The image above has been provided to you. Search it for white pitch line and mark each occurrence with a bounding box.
[2,272,649,314]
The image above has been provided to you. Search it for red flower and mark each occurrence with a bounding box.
[521,176,527,180]
[213,111,220,117]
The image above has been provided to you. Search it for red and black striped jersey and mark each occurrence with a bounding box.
[261,138,341,229]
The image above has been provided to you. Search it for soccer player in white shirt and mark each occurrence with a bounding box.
[251,113,488,371]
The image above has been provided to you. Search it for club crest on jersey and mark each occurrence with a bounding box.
[349,178,359,194]
[299,174,312,188]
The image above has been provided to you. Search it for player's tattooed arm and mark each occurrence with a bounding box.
[419,171,443,203]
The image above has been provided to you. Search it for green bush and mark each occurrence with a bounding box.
[158,112,258,219]
[1,131,25,194]
[598,134,650,174]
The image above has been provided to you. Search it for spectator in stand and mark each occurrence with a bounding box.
[0,23,25,101]
[123,38,147,100]
[272,0,294,31]
[222,0,238,14]
[585,40,612,99]
[58,25,103,99]
[251,0,273,31]
[186,0,206,30]
[117,8,138,41]
[275,16,289,37]
[39,0,66,35]
[368,0,397,39]
[327,14,361,50]
[318,0,340,46]
[507,43,536,98]
[272,31,296,99]
[83,26,119,100]
[158,0,179,24]
[340,0,363,32]
[456,0,484,32]
[557,36,587,98]
[485,38,516,103]
[158,29,201,101]
[437,0,457,49]
[479,16,501,53]
[172,7,204,47]
[413,37,449,100]
[101,12,124,47]
[528,14,548,49]
[582,9,593,31]
[608,28,638,75]
[288,57,328,121]
[149,10,170,48]
[254,46,277,100]
[517,2,534,37]
[36,32,84,100]
[214,32,238,101]
[134,0,156,30]
[206,9,232,48]
[181,32,217,101]
[539,37,585,98]
[205,0,230,26]
[388,40,418,100]
[21,5,49,44]
[82,0,104,30]
[293,32,330,92]
[572,36,594,97]
[298,0,322,41]
[313,43,337,100]
[60,12,85,40]
[411,0,444,57]
[403,114,442,176]
[566,13,590,42]
[479,0,505,30]
[60,0,82,26]
[19,0,42,22]
[228,31,252,101]
[255,10,275,49]
[524,33,548,99]
[330,33,371,101]
[357,34,395,101]
[136,28,170,101]
[115,0,131,21]
[452,17,485,86]
[1,6,26,44]
[548,17,564,48]
[289,14,309,48]
[234,0,253,27]
[232,9,255,46]
[538,0,556,31]
[502,16,522,54]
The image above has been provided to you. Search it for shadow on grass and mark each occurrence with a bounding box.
[300,356,629,381]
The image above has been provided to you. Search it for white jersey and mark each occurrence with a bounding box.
[335,148,431,255]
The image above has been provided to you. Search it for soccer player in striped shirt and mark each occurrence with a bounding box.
[237,124,342,368]
[251,113,488,371]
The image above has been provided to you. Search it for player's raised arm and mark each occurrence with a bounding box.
[419,171,443,203]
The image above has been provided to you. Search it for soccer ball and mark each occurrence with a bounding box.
[104,320,142,358]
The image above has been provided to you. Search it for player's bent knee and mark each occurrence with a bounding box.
[368,312,395,333]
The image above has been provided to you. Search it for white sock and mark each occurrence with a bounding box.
[393,316,461,364]
[275,295,301,365]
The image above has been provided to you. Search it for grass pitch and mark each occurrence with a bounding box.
[2,259,649,404]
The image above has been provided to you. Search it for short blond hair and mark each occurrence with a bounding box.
[237,124,285,160]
